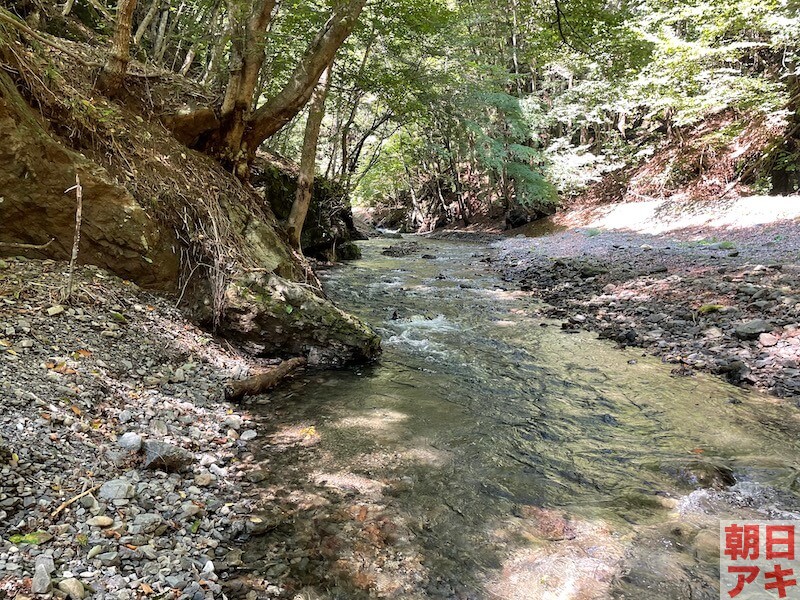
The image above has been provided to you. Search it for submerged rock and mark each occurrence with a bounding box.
[661,460,737,490]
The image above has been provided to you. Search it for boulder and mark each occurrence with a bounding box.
[219,273,381,366]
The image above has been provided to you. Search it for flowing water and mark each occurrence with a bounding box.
[249,237,800,600]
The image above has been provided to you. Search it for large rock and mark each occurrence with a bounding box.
[0,74,179,288]
[141,440,193,472]
[220,273,381,366]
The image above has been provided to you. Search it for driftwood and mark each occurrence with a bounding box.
[51,484,101,519]
[224,357,307,402]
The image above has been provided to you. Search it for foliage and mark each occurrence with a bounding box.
[29,0,800,227]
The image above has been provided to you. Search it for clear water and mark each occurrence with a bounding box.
[248,238,800,599]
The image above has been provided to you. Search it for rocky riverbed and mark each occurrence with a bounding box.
[0,257,302,599]
[492,221,800,399]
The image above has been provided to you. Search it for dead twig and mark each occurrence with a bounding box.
[50,484,101,519]
[65,174,83,301]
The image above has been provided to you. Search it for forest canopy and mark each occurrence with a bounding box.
[5,0,800,231]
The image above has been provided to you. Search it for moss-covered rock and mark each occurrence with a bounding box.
[220,273,381,366]
[252,159,366,261]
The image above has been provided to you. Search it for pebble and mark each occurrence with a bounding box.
[759,332,780,347]
[86,515,114,527]
[194,473,215,486]
[240,430,258,441]
[118,431,142,452]
[58,577,85,599]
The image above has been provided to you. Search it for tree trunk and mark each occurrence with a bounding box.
[133,0,159,45]
[240,0,367,154]
[179,47,196,75]
[97,0,138,97]
[286,66,332,250]
[152,5,171,61]
[212,0,277,164]
[156,0,185,64]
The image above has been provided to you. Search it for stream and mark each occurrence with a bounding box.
[247,237,800,599]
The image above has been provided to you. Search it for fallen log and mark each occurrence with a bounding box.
[224,357,307,402]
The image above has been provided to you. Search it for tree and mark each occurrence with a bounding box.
[287,65,332,249]
[97,0,139,96]
[199,0,367,173]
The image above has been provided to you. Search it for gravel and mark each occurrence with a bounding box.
[0,258,294,598]
[494,225,800,398]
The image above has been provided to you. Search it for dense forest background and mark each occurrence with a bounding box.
[3,0,800,234]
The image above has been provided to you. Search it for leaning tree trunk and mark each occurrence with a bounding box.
[98,0,138,96]
[287,66,332,250]
[236,0,367,158]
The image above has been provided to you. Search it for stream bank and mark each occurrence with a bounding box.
[488,206,800,400]
[0,258,304,599]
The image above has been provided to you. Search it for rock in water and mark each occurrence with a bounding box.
[58,578,85,599]
[141,440,193,472]
[219,273,381,366]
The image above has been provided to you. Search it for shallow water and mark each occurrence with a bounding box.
[250,238,800,599]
